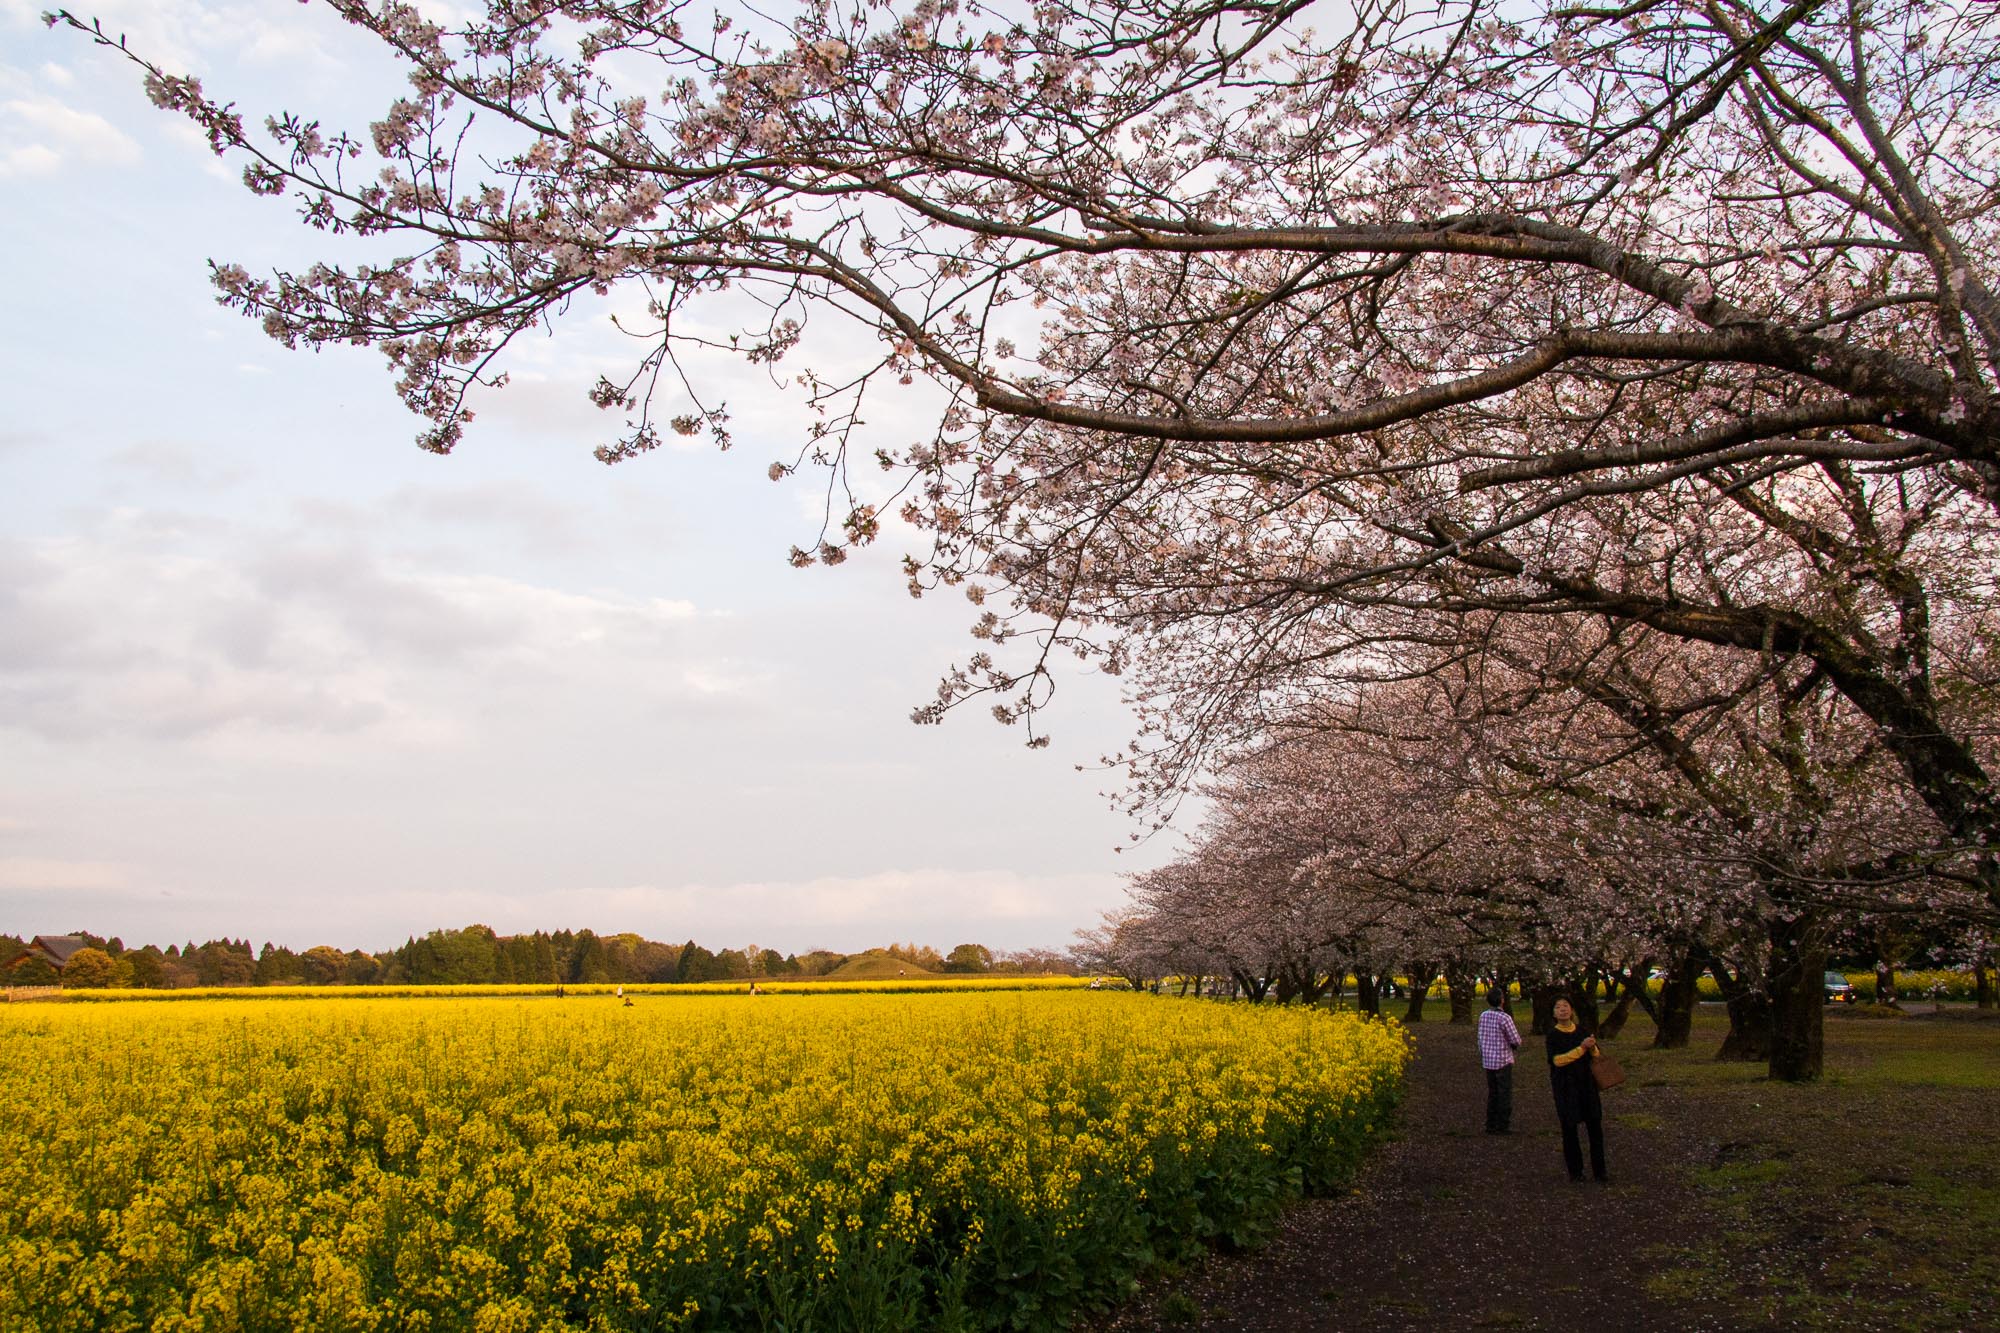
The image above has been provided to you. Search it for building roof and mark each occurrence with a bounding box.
[34,935,91,965]
[4,935,92,971]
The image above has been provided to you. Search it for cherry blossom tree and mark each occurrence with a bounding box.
[1466,623,1973,1076]
[51,1,2000,1045]
[54,0,2000,872]
[1111,616,1989,1075]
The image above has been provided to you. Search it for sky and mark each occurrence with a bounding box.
[0,0,1171,956]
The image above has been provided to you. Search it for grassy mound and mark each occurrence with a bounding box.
[822,950,944,980]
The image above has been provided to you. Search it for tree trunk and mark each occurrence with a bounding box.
[1977,948,1998,1011]
[1704,950,1773,1062]
[1403,961,1433,1023]
[1247,973,1272,1003]
[1767,916,1826,1083]
[1870,919,1901,1007]
[1597,962,1649,1040]
[1716,990,1773,1061]
[1530,983,1560,1036]
[1569,970,1602,1030]
[1651,951,1701,1050]
[1355,972,1381,1017]
[1445,963,1475,1023]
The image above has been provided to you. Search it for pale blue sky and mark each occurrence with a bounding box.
[0,0,1163,955]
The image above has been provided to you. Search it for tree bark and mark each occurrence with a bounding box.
[1530,982,1560,1036]
[1871,920,1903,1007]
[1716,991,1773,1061]
[1355,971,1382,1017]
[1704,949,1774,1062]
[1229,968,1268,1002]
[1567,971,1601,1030]
[1766,916,1826,1083]
[1445,963,1475,1023]
[1977,948,1998,1011]
[1596,960,1650,1040]
[1402,960,1433,1023]
[1651,949,1701,1050]
[1277,960,1322,1004]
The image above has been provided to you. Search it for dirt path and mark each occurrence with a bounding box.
[1097,1019,1728,1332]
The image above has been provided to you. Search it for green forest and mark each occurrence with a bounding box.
[2,928,1074,990]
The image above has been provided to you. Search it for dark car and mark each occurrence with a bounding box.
[1824,971,1858,1004]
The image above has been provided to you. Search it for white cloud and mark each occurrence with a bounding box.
[386,481,603,554]
[0,141,61,176]
[105,439,248,491]
[0,856,136,892]
[0,525,745,746]
[0,94,140,176]
[161,118,231,178]
[19,1,347,79]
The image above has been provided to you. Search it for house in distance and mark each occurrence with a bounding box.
[4,935,90,977]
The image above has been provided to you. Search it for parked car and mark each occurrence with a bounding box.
[1824,971,1858,1004]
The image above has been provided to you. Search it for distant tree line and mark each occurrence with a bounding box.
[1,927,1079,989]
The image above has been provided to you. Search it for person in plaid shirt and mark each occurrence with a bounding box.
[1476,987,1522,1134]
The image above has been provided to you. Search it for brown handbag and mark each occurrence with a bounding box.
[1590,1048,1628,1091]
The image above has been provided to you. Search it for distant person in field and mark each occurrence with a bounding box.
[1546,996,1609,1183]
[1476,986,1521,1134]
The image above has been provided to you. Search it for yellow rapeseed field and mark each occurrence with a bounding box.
[0,991,1407,1332]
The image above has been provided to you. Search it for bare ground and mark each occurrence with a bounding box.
[1094,1017,1738,1333]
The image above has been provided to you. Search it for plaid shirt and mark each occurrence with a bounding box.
[1476,1008,1522,1070]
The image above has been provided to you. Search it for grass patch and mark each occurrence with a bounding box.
[1638,1012,2000,1329]
[1640,1265,1707,1303]
[1848,1047,2000,1089]
[1695,1156,1790,1188]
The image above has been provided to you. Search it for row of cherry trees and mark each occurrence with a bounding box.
[54,0,2000,1082]
[1077,614,1998,1079]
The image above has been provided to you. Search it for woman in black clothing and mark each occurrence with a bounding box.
[1546,997,1608,1183]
